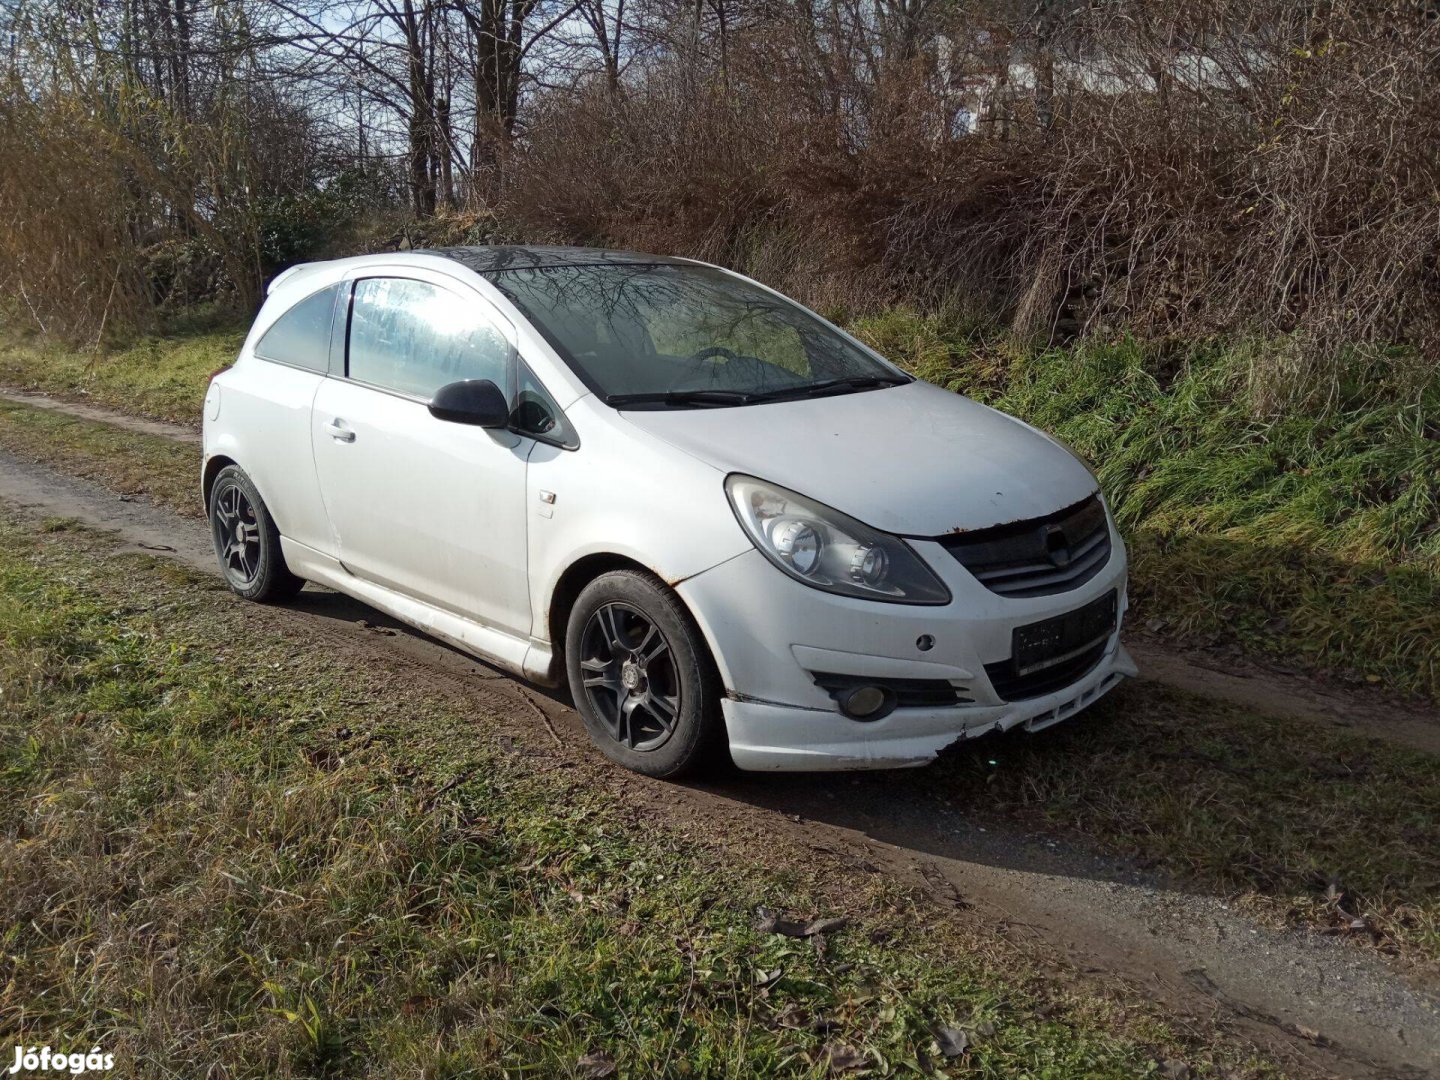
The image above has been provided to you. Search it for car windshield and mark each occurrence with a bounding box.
[487,263,907,407]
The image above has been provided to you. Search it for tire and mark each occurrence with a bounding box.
[207,464,304,603]
[565,569,726,778]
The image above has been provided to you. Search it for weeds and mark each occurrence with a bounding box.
[0,321,240,423]
[930,682,1440,962]
[851,318,1440,698]
[0,399,198,516]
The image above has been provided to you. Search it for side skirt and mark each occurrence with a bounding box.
[279,537,558,686]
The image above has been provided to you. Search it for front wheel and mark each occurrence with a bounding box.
[565,570,726,778]
[208,465,304,602]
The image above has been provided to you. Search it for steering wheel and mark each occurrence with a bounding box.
[688,346,742,364]
[668,345,802,393]
[668,345,746,391]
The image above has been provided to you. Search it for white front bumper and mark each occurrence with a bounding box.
[675,525,1134,772]
[720,642,1136,770]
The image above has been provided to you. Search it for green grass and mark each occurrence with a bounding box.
[853,314,1440,698]
[0,512,1265,1078]
[0,317,242,424]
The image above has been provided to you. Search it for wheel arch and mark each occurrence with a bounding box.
[546,553,652,662]
[545,553,724,688]
[202,453,238,512]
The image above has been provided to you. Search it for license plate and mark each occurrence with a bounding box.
[1011,590,1117,676]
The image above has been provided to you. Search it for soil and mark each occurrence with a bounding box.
[1,443,1436,1079]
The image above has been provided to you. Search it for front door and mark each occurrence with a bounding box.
[311,272,534,638]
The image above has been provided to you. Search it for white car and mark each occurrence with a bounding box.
[203,246,1135,776]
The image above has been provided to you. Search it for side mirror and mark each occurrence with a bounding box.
[429,379,509,428]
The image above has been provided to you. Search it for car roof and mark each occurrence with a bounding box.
[422,245,696,275]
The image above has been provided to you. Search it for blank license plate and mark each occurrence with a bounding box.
[1012,590,1117,675]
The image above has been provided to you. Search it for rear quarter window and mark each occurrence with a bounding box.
[255,284,340,372]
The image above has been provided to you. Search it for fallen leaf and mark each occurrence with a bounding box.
[754,966,784,990]
[576,1049,617,1078]
[822,1043,870,1073]
[755,907,811,938]
[933,1025,969,1058]
[773,1002,809,1029]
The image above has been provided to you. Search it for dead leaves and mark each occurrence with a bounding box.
[821,1042,871,1073]
[575,1049,616,1078]
[932,1024,969,1058]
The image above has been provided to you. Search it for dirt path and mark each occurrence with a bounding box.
[0,388,202,444]
[1127,640,1440,757]
[1,446,1436,1079]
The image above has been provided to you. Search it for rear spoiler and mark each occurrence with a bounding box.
[266,262,326,296]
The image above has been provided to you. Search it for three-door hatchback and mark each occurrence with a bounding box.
[203,246,1135,776]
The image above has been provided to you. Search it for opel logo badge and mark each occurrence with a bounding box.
[1043,524,1071,569]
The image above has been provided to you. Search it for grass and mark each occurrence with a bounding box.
[0,398,199,516]
[1,396,1437,969]
[0,316,241,424]
[927,681,1440,962]
[853,314,1440,699]
[0,510,1267,1078]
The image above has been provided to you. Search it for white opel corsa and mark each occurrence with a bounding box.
[203,247,1135,776]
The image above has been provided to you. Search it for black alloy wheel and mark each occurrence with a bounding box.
[212,480,262,588]
[207,465,304,602]
[564,569,725,778]
[578,602,682,752]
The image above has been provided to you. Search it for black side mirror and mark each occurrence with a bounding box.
[429,379,509,428]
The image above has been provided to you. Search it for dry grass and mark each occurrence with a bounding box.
[0,512,1269,1077]
[507,1,1440,403]
[0,399,199,516]
[928,681,1440,964]
[0,317,240,424]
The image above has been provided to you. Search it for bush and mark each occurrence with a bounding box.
[504,0,1440,402]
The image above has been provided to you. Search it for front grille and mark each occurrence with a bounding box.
[810,672,972,708]
[984,641,1108,701]
[935,494,1111,598]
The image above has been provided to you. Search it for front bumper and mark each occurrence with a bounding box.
[675,524,1134,771]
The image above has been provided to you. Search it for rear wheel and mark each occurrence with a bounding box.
[208,465,304,602]
[565,570,725,778]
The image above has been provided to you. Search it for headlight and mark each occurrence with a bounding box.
[725,475,951,604]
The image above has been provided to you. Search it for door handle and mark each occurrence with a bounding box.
[324,420,356,443]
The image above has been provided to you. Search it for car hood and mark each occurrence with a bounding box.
[619,380,1097,536]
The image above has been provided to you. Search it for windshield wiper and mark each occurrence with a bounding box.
[605,375,908,409]
[605,389,756,408]
[746,374,909,403]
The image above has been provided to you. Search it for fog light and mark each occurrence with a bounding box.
[839,685,890,719]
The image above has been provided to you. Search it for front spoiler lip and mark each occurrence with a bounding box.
[722,642,1137,772]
